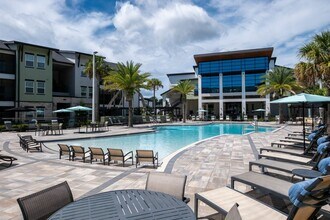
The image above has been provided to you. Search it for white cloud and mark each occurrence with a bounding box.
[0,0,329,97]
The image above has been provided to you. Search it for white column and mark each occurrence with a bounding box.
[219,73,223,118]
[92,51,98,123]
[265,70,270,116]
[241,71,246,115]
[198,75,202,117]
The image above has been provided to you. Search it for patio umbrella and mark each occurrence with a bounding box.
[53,109,74,113]
[270,93,330,150]
[5,106,35,112]
[66,106,92,111]
[252,109,266,112]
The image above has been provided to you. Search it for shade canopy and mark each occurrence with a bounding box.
[198,109,208,112]
[5,106,35,112]
[270,93,330,104]
[53,109,74,113]
[66,106,92,111]
[252,109,266,112]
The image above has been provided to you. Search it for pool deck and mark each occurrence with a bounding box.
[0,122,305,219]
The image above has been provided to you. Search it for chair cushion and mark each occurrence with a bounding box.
[317,136,330,145]
[317,142,330,154]
[318,157,330,175]
[288,178,317,207]
[308,133,316,141]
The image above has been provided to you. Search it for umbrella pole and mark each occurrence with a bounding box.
[302,102,306,152]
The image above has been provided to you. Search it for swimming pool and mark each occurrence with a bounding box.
[47,123,273,159]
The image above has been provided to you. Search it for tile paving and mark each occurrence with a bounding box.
[0,122,305,219]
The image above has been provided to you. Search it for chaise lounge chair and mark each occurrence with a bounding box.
[107,148,133,167]
[17,134,42,152]
[17,181,73,220]
[88,147,106,165]
[58,144,71,160]
[146,172,190,203]
[195,175,330,220]
[0,152,17,167]
[135,150,158,168]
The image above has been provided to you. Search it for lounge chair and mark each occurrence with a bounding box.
[196,176,330,220]
[0,152,17,167]
[88,147,106,165]
[146,172,190,203]
[58,144,71,160]
[17,134,42,152]
[4,121,17,131]
[71,145,88,162]
[226,115,230,121]
[243,114,248,121]
[231,173,330,216]
[107,148,133,166]
[135,150,158,168]
[17,181,73,220]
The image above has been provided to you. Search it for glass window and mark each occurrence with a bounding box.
[37,81,45,94]
[36,107,45,118]
[37,55,46,69]
[223,74,242,93]
[25,80,34,93]
[202,75,219,93]
[89,87,93,98]
[81,70,87,77]
[81,86,87,97]
[25,53,34,67]
[245,73,265,92]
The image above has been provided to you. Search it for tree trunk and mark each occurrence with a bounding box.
[327,90,330,134]
[279,103,284,124]
[153,86,156,117]
[128,99,133,127]
[182,97,186,123]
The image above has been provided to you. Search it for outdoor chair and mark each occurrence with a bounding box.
[135,150,158,168]
[17,181,73,220]
[243,114,248,121]
[71,145,88,162]
[58,144,71,160]
[219,115,224,121]
[107,148,133,166]
[226,115,230,121]
[253,115,258,121]
[4,121,17,131]
[195,175,330,220]
[146,172,190,203]
[88,147,106,165]
[17,134,42,152]
[0,152,17,167]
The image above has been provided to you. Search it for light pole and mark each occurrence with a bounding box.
[92,51,98,123]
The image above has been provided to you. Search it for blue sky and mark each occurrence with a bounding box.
[0,0,329,97]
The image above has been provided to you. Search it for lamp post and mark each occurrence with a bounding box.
[92,51,98,123]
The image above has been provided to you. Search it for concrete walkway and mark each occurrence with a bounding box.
[0,123,301,219]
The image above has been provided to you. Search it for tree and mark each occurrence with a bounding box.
[84,56,111,121]
[295,31,330,91]
[172,80,195,123]
[147,78,163,116]
[103,61,150,127]
[257,67,302,123]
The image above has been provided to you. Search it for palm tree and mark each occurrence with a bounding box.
[295,31,330,91]
[103,61,150,127]
[147,78,163,116]
[84,56,111,121]
[257,67,302,123]
[172,80,195,123]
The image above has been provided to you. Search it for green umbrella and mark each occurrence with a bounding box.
[66,106,92,111]
[53,109,74,113]
[270,93,330,150]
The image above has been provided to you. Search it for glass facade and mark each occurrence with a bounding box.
[199,57,269,93]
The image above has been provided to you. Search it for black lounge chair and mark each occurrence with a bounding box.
[58,144,71,160]
[107,148,133,166]
[0,152,17,167]
[17,181,73,220]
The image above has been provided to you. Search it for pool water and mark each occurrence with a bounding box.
[48,124,273,159]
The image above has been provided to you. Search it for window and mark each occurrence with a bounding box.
[202,75,219,93]
[223,74,242,93]
[37,55,46,69]
[89,87,93,98]
[25,53,34,67]
[37,81,45,94]
[81,86,87,97]
[245,73,265,92]
[81,70,87,77]
[25,80,34,93]
[36,107,45,118]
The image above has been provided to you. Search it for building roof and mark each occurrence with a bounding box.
[0,40,11,50]
[194,47,274,64]
[52,51,74,65]
[166,72,195,76]
[59,50,93,57]
[4,40,58,51]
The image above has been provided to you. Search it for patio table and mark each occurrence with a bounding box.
[48,189,195,220]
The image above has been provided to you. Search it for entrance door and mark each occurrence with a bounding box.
[225,102,241,120]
